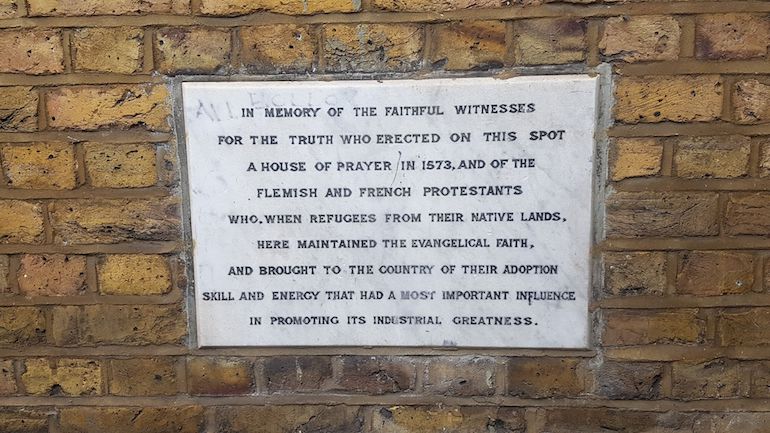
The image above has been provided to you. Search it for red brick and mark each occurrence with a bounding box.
[696,14,770,60]
[264,356,332,392]
[17,254,87,297]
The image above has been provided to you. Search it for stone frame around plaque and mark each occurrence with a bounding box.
[172,67,613,349]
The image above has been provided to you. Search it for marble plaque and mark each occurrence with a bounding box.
[182,76,598,348]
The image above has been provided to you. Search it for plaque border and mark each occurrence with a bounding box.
[172,66,613,351]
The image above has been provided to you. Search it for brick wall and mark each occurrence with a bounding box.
[0,0,769,432]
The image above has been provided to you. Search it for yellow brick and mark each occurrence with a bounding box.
[21,358,102,396]
[677,251,754,296]
[0,29,64,74]
[84,143,157,188]
[0,87,38,132]
[0,255,8,293]
[110,358,178,396]
[155,27,231,74]
[431,21,506,70]
[0,0,17,18]
[603,252,667,297]
[73,305,186,345]
[615,75,723,124]
[1,143,77,189]
[0,307,46,345]
[324,24,423,72]
[0,360,14,395]
[760,140,770,177]
[50,198,180,244]
[199,0,359,15]
[60,407,204,433]
[239,25,315,73]
[734,79,770,124]
[98,254,171,295]
[719,308,770,345]
[0,200,44,244]
[46,85,170,131]
[372,0,500,11]
[370,406,524,433]
[73,27,143,74]
[607,192,719,237]
[724,193,770,236]
[508,358,585,398]
[600,16,681,63]
[188,357,254,395]
[515,18,585,65]
[603,310,705,345]
[673,136,751,178]
[28,0,182,16]
[609,138,663,181]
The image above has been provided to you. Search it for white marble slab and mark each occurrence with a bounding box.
[182,76,598,348]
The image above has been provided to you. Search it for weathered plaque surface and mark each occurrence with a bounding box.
[183,76,598,348]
